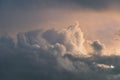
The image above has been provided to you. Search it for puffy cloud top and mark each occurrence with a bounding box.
[0,23,120,80]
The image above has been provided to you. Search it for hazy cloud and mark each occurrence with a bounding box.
[0,0,120,10]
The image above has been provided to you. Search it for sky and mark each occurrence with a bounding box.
[0,0,120,52]
[1,0,120,80]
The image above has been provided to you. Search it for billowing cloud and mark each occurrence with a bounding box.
[0,0,120,80]
[42,22,86,55]
[0,23,120,80]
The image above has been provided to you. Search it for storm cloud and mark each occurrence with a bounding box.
[0,23,120,80]
[0,0,120,80]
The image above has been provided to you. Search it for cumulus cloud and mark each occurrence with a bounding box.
[0,0,120,80]
[43,22,86,56]
[0,23,120,80]
[90,40,105,55]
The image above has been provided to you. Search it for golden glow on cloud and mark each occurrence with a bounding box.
[3,7,120,56]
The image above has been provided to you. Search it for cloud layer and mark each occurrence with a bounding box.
[0,0,120,79]
[0,23,120,80]
[0,0,120,10]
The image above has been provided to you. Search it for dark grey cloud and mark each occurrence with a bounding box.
[0,23,120,80]
[0,1,120,79]
[0,0,120,10]
[91,40,104,55]
[0,35,119,80]
[68,0,120,9]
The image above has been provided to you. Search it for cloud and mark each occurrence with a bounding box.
[0,35,15,49]
[0,0,120,10]
[0,0,120,79]
[0,23,120,80]
[68,0,120,10]
[42,22,86,55]
[90,40,105,55]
